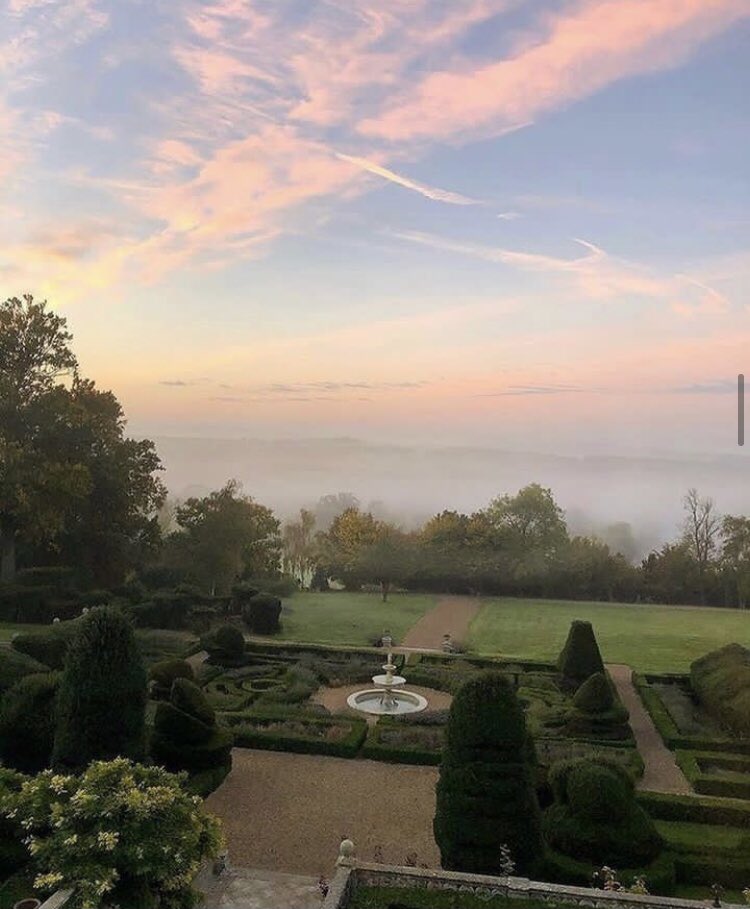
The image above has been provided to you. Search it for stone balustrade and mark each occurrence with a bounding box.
[322,839,741,909]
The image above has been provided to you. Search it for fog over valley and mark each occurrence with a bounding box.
[153,436,750,559]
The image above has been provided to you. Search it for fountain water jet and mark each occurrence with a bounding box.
[346,649,428,716]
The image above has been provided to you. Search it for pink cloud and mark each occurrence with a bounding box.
[359,0,750,142]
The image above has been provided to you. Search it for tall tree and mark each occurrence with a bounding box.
[53,607,147,770]
[682,488,720,604]
[721,515,750,609]
[282,508,317,586]
[168,480,281,594]
[0,295,85,582]
[355,524,414,601]
[317,506,380,590]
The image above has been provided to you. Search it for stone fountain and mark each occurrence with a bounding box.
[346,646,428,716]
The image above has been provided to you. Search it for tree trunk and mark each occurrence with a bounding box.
[0,520,16,584]
[381,580,390,602]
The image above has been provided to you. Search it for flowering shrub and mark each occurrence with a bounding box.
[2,758,223,909]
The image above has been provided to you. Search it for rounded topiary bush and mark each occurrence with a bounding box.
[171,677,215,726]
[148,658,194,697]
[573,672,613,713]
[242,593,282,635]
[202,624,245,664]
[543,758,662,867]
[557,621,605,686]
[0,671,60,772]
[434,672,543,876]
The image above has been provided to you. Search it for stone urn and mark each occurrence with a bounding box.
[13,899,41,909]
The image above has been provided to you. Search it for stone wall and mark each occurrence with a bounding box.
[322,855,741,909]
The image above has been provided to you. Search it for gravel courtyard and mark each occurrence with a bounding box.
[206,749,440,876]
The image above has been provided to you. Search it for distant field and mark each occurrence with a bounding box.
[275,591,437,647]
[468,598,750,672]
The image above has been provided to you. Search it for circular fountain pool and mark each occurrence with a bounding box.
[346,688,428,715]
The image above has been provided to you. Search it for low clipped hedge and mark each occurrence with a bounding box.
[0,648,49,695]
[638,790,750,828]
[361,719,443,765]
[221,710,367,758]
[633,673,750,754]
[542,849,676,894]
[674,854,750,889]
[676,750,750,800]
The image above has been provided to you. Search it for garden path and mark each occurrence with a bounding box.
[607,663,691,794]
[205,748,440,875]
[400,595,480,651]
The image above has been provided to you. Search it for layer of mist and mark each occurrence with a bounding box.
[154,436,750,559]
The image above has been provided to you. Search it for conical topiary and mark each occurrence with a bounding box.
[53,607,147,770]
[557,620,604,685]
[433,672,543,876]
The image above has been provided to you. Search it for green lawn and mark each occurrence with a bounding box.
[0,622,47,642]
[274,591,437,647]
[468,598,750,672]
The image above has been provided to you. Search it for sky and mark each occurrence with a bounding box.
[2,0,750,455]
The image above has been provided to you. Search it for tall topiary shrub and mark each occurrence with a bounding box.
[558,620,604,686]
[434,672,543,875]
[0,672,60,772]
[564,671,630,740]
[52,606,147,770]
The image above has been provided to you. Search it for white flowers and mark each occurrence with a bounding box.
[97,831,120,851]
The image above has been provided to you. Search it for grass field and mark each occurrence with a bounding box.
[0,622,47,642]
[468,598,750,672]
[275,591,437,647]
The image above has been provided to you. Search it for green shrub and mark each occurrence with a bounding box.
[230,582,259,613]
[224,711,365,758]
[433,672,543,876]
[53,607,147,770]
[171,677,215,726]
[0,766,28,879]
[0,648,49,695]
[11,619,82,670]
[543,758,662,867]
[147,658,194,696]
[0,672,60,773]
[557,621,604,685]
[152,726,234,772]
[638,790,750,828]
[573,672,613,713]
[4,758,223,909]
[242,593,282,634]
[691,644,750,738]
[153,701,212,745]
[542,849,676,894]
[243,574,297,597]
[202,624,245,663]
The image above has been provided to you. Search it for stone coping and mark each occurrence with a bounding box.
[322,860,742,909]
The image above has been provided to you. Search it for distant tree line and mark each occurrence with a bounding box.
[2,294,749,608]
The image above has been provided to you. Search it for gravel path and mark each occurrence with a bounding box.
[400,595,480,650]
[206,749,440,875]
[607,664,691,794]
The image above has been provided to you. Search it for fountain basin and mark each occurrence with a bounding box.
[346,688,428,716]
[372,674,406,687]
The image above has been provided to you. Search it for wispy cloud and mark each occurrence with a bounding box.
[335,153,480,205]
[389,229,730,313]
[476,383,588,397]
[359,0,750,143]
